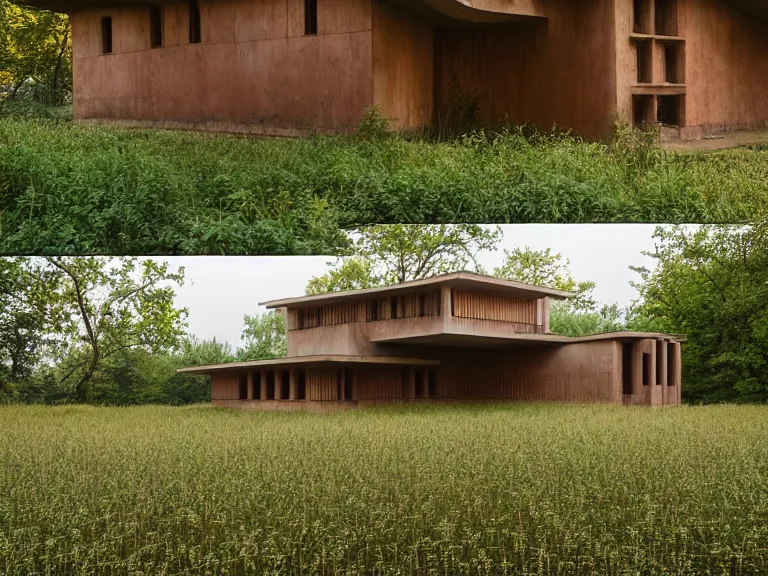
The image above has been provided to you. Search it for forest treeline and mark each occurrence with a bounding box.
[2,224,766,405]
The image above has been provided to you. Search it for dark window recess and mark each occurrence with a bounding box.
[633,0,651,34]
[636,41,652,84]
[253,372,262,400]
[657,95,680,126]
[101,17,113,54]
[642,353,651,386]
[655,0,678,36]
[622,343,633,395]
[150,6,163,48]
[344,369,353,400]
[304,0,318,35]
[427,371,437,398]
[189,0,201,44]
[367,300,380,322]
[664,43,683,83]
[633,95,655,128]
[391,296,398,320]
[281,370,290,400]
[337,370,343,400]
[667,343,676,386]
[238,373,248,400]
[415,370,425,398]
[401,371,410,399]
[297,370,307,400]
[266,371,275,400]
[656,341,664,385]
[418,294,426,317]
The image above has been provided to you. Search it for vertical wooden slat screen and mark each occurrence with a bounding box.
[357,369,404,400]
[452,291,538,325]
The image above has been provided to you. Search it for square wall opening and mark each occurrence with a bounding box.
[636,41,652,84]
[657,95,683,127]
[633,0,652,34]
[633,95,655,128]
[655,0,678,36]
[663,43,684,84]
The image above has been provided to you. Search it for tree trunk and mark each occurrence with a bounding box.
[51,27,69,105]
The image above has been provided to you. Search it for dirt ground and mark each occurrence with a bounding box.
[662,130,768,152]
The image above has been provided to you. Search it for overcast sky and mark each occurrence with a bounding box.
[161,224,688,348]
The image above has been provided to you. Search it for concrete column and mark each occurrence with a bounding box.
[289,368,297,401]
[247,372,254,400]
[260,370,268,400]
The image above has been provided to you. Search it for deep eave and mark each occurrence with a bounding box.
[177,354,441,375]
[369,330,685,347]
[261,272,573,310]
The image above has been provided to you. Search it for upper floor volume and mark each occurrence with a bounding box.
[16,0,768,141]
[178,272,684,411]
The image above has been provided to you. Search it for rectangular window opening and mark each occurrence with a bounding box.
[149,6,163,48]
[642,353,650,386]
[367,300,380,322]
[391,296,398,320]
[636,41,652,84]
[238,373,248,400]
[189,0,201,44]
[667,343,677,386]
[344,369,353,401]
[304,0,318,35]
[655,0,678,36]
[297,370,307,400]
[657,95,681,127]
[633,0,652,34]
[427,371,437,399]
[281,370,290,400]
[632,95,655,128]
[656,341,664,385]
[266,371,275,400]
[101,17,113,54]
[663,43,683,83]
[253,372,262,400]
[418,294,426,317]
[622,342,633,395]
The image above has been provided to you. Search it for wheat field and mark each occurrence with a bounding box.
[1,403,767,575]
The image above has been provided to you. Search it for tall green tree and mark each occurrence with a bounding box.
[236,312,287,360]
[0,0,71,103]
[632,222,768,403]
[42,257,188,402]
[307,225,501,294]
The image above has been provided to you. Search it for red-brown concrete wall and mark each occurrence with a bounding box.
[683,0,768,133]
[71,0,374,134]
[433,0,618,139]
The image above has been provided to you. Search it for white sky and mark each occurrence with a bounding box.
[163,224,682,348]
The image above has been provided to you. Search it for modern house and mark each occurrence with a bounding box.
[18,0,768,139]
[178,272,683,410]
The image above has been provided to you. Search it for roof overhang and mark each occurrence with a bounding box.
[370,331,683,347]
[379,0,546,26]
[177,355,440,375]
[261,272,573,310]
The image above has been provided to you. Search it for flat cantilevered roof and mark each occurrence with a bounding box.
[261,272,573,309]
[369,330,684,347]
[177,355,440,375]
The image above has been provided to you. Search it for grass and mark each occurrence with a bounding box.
[1,403,767,575]
[1,118,768,254]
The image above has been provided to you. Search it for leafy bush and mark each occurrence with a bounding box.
[1,118,767,254]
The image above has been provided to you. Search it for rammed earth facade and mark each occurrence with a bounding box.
[17,0,768,139]
[178,273,684,411]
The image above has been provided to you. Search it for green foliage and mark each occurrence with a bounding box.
[0,0,71,105]
[632,221,768,404]
[236,311,287,360]
[307,224,501,294]
[2,120,767,253]
[1,403,767,573]
[493,246,597,311]
[356,106,393,141]
[549,303,628,337]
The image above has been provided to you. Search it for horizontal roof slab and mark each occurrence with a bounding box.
[370,331,683,347]
[262,272,573,309]
[178,355,441,375]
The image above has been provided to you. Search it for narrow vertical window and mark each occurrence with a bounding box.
[254,372,262,400]
[304,0,318,35]
[336,370,343,400]
[427,371,437,398]
[150,6,163,48]
[344,369,353,400]
[667,343,677,386]
[418,294,426,317]
[622,342,633,395]
[238,373,248,400]
[101,17,113,54]
[266,371,275,399]
[297,370,307,400]
[189,0,201,44]
[642,353,650,386]
[281,370,290,400]
[391,296,398,320]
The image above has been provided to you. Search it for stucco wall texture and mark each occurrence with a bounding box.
[71,0,768,138]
